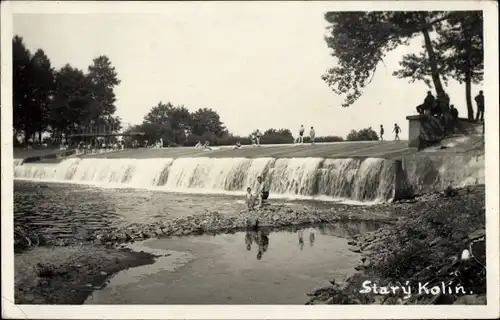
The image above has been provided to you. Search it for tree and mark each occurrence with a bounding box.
[437,11,483,119]
[346,127,379,141]
[141,102,195,144]
[322,11,452,108]
[190,108,226,137]
[50,64,94,142]
[30,49,55,142]
[86,55,121,125]
[393,11,483,120]
[12,36,34,142]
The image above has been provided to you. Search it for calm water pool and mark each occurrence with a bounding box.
[86,222,381,304]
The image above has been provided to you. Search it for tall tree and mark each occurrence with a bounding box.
[50,64,94,142]
[30,49,55,142]
[12,36,33,142]
[393,11,483,119]
[437,11,483,119]
[86,55,121,125]
[322,11,451,108]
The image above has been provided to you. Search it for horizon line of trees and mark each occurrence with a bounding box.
[322,10,483,120]
[126,101,380,146]
[13,35,384,148]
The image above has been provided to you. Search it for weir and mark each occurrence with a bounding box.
[13,153,484,203]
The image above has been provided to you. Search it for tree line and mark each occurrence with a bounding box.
[13,35,380,148]
[13,35,122,145]
[126,101,378,146]
[322,11,483,119]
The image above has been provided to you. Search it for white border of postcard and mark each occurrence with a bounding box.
[2,1,499,319]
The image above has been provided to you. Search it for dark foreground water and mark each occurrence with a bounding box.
[14,181,384,304]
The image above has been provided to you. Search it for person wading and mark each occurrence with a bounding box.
[475,90,484,122]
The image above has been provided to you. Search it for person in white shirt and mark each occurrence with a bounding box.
[309,126,316,144]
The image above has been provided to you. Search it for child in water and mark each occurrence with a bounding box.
[246,187,255,211]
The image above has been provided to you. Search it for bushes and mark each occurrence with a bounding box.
[304,136,344,143]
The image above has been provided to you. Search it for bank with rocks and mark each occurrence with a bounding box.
[306,184,486,305]
[15,245,156,304]
[16,202,395,249]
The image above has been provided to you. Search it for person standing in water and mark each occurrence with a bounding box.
[309,126,316,144]
[380,125,384,141]
[393,123,402,140]
[298,125,305,144]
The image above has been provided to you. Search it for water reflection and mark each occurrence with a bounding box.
[245,230,270,260]
[242,222,383,260]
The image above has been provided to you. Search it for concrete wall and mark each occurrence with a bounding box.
[396,152,485,198]
[406,115,445,150]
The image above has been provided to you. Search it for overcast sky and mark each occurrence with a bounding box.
[13,5,482,138]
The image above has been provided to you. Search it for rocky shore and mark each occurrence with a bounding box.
[17,202,395,249]
[306,184,486,305]
[14,245,156,304]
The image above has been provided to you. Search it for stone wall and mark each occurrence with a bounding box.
[396,152,485,198]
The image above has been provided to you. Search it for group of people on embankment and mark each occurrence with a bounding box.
[415,89,485,134]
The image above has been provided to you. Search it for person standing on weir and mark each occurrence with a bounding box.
[255,129,261,146]
[309,126,316,144]
[475,90,484,122]
[393,123,402,140]
[298,125,305,144]
[379,125,384,141]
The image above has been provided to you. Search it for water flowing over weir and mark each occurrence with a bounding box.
[14,157,398,202]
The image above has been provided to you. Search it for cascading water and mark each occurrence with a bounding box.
[14,157,397,202]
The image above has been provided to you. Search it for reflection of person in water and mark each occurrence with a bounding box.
[298,229,304,251]
[256,230,269,260]
[245,231,253,251]
[309,231,315,247]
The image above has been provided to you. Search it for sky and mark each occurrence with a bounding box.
[12,6,482,139]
